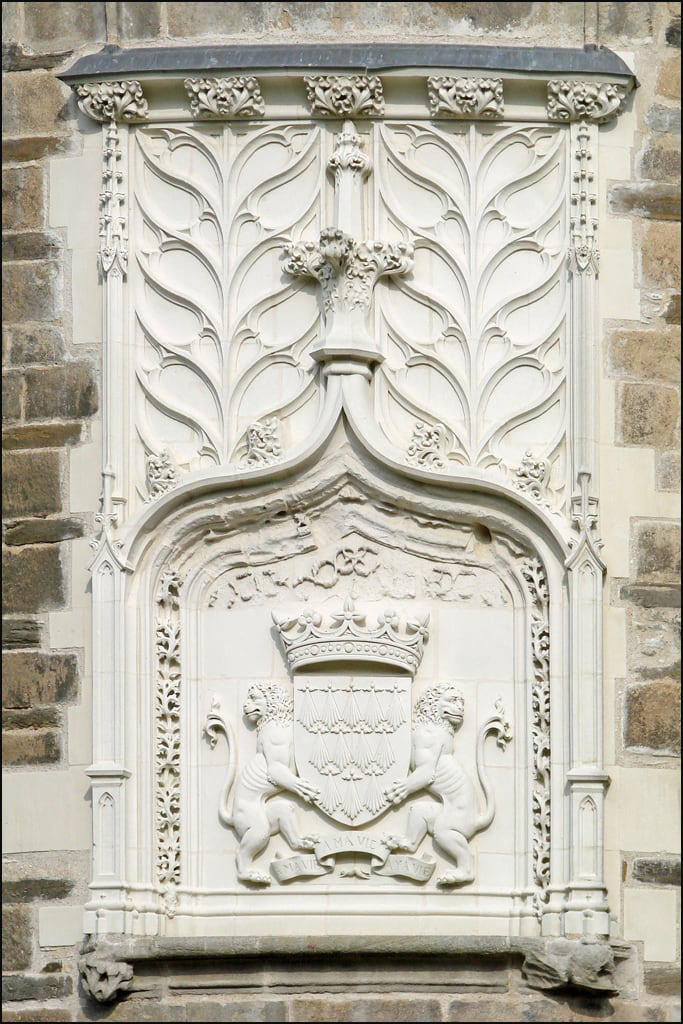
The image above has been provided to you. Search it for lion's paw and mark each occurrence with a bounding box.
[436,871,473,888]
[240,871,271,886]
[300,835,320,850]
[382,833,409,851]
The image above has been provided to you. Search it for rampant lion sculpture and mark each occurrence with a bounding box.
[204,684,320,885]
[384,686,512,887]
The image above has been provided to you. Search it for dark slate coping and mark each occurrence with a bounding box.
[59,43,635,84]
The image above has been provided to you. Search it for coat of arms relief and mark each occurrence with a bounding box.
[204,596,512,888]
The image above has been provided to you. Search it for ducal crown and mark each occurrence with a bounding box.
[272,597,429,675]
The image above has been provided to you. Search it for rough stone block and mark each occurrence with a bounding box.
[657,55,681,100]
[2,71,74,136]
[665,15,681,48]
[628,605,681,680]
[2,546,66,614]
[1,618,42,649]
[186,999,290,1022]
[23,1,106,52]
[625,678,681,753]
[642,221,681,289]
[617,382,679,448]
[2,878,74,902]
[24,362,98,420]
[663,292,681,324]
[1,972,72,1001]
[633,520,682,583]
[2,650,79,708]
[2,42,72,72]
[620,583,681,607]
[632,857,681,886]
[646,103,682,134]
[2,166,45,230]
[656,449,681,491]
[609,182,681,221]
[2,707,61,729]
[2,728,62,765]
[2,135,74,163]
[4,324,64,366]
[117,2,163,40]
[639,139,681,181]
[2,231,64,262]
[2,261,63,323]
[167,1,266,36]
[1,1010,73,1022]
[596,2,654,42]
[2,370,23,422]
[289,997,443,1022]
[4,517,85,546]
[1,906,32,971]
[645,964,681,995]
[2,422,82,450]
[2,450,62,517]
[607,325,680,381]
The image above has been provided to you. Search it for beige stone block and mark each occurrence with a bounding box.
[1,768,91,853]
[657,54,681,101]
[2,71,74,137]
[607,325,680,382]
[23,1,106,53]
[642,221,681,290]
[617,382,679,448]
[606,766,680,853]
[623,887,678,961]
[37,905,84,948]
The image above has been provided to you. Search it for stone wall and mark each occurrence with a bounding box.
[2,3,680,1021]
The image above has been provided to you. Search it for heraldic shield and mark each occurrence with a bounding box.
[293,674,412,827]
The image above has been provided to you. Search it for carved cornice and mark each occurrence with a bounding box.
[184,76,265,118]
[427,76,504,119]
[76,79,148,122]
[273,597,429,674]
[547,80,628,123]
[304,74,385,117]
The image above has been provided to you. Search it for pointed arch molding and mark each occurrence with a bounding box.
[67,45,630,945]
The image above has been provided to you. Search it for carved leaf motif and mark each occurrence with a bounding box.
[374,122,568,508]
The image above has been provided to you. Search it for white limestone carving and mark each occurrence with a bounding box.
[427,76,504,118]
[146,447,178,500]
[385,689,512,887]
[204,689,319,885]
[569,122,599,274]
[513,450,552,504]
[406,421,449,469]
[547,80,628,123]
[155,569,182,915]
[273,596,429,675]
[242,417,282,466]
[76,80,148,122]
[303,74,384,117]
[184,76,265,118]
[99,120,127,277]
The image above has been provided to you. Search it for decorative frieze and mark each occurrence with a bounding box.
[427,76,504,119]
[547,80,628,123]
[75,80,148,122]
[184,76,265,118]
[304,74,384,117]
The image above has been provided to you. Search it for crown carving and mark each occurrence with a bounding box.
[272,597,429,674]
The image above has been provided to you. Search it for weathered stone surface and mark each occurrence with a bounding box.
[2,651,79,708]
[642,222,682,289]
[2,906,32,971]
[4,324,65,365]
[3,231,64,262]
[633,520,682,583]
[3,543,66,613]
[2,370,23,422]
[617,382,679,447]
[24,362,98,420]
[656,449,681,491]
[632,857,681,886]
[166,1,266,36]
[2,135,74,163]
[2,261,63,323]
[2,71,74,136]
[2,165,45,230]
[2,878,74,902]
[639,140,681,181]
[663,292,681,324]
[2,707,61,729]
[596,1,654,43]
[624,678,681,753]
[117,1,163,40]
[4,517,85,546]
[2,450,62,517]
[2,727,62,764]
[607,325,680,381]
[22,1,106,53]
[657,54,681,100]
[628,605,681,680]
[289,997,443,1022]
[1,618,42,649]
[1,972,73,1001]
[665,15,681,48]
[2,42,72,72]
[2,422,82,450]
[646,103,682,134]
[620,583,681,607]
[645,964,681,996]
[609,182,681,221]
[186,1000,289,1022]
[1,1010,73,1022]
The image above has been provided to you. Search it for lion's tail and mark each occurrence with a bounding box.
[474,701,512,834]
[204,703,237,828]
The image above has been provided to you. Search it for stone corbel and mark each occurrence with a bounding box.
[547,80,628,123]
[522,936,618,995]
[427,76,504,119]
[184,76,265,118]
[79,954,134,1004]
[75,79,149,122]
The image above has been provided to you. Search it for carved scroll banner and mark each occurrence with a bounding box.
[271,834,435,883]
